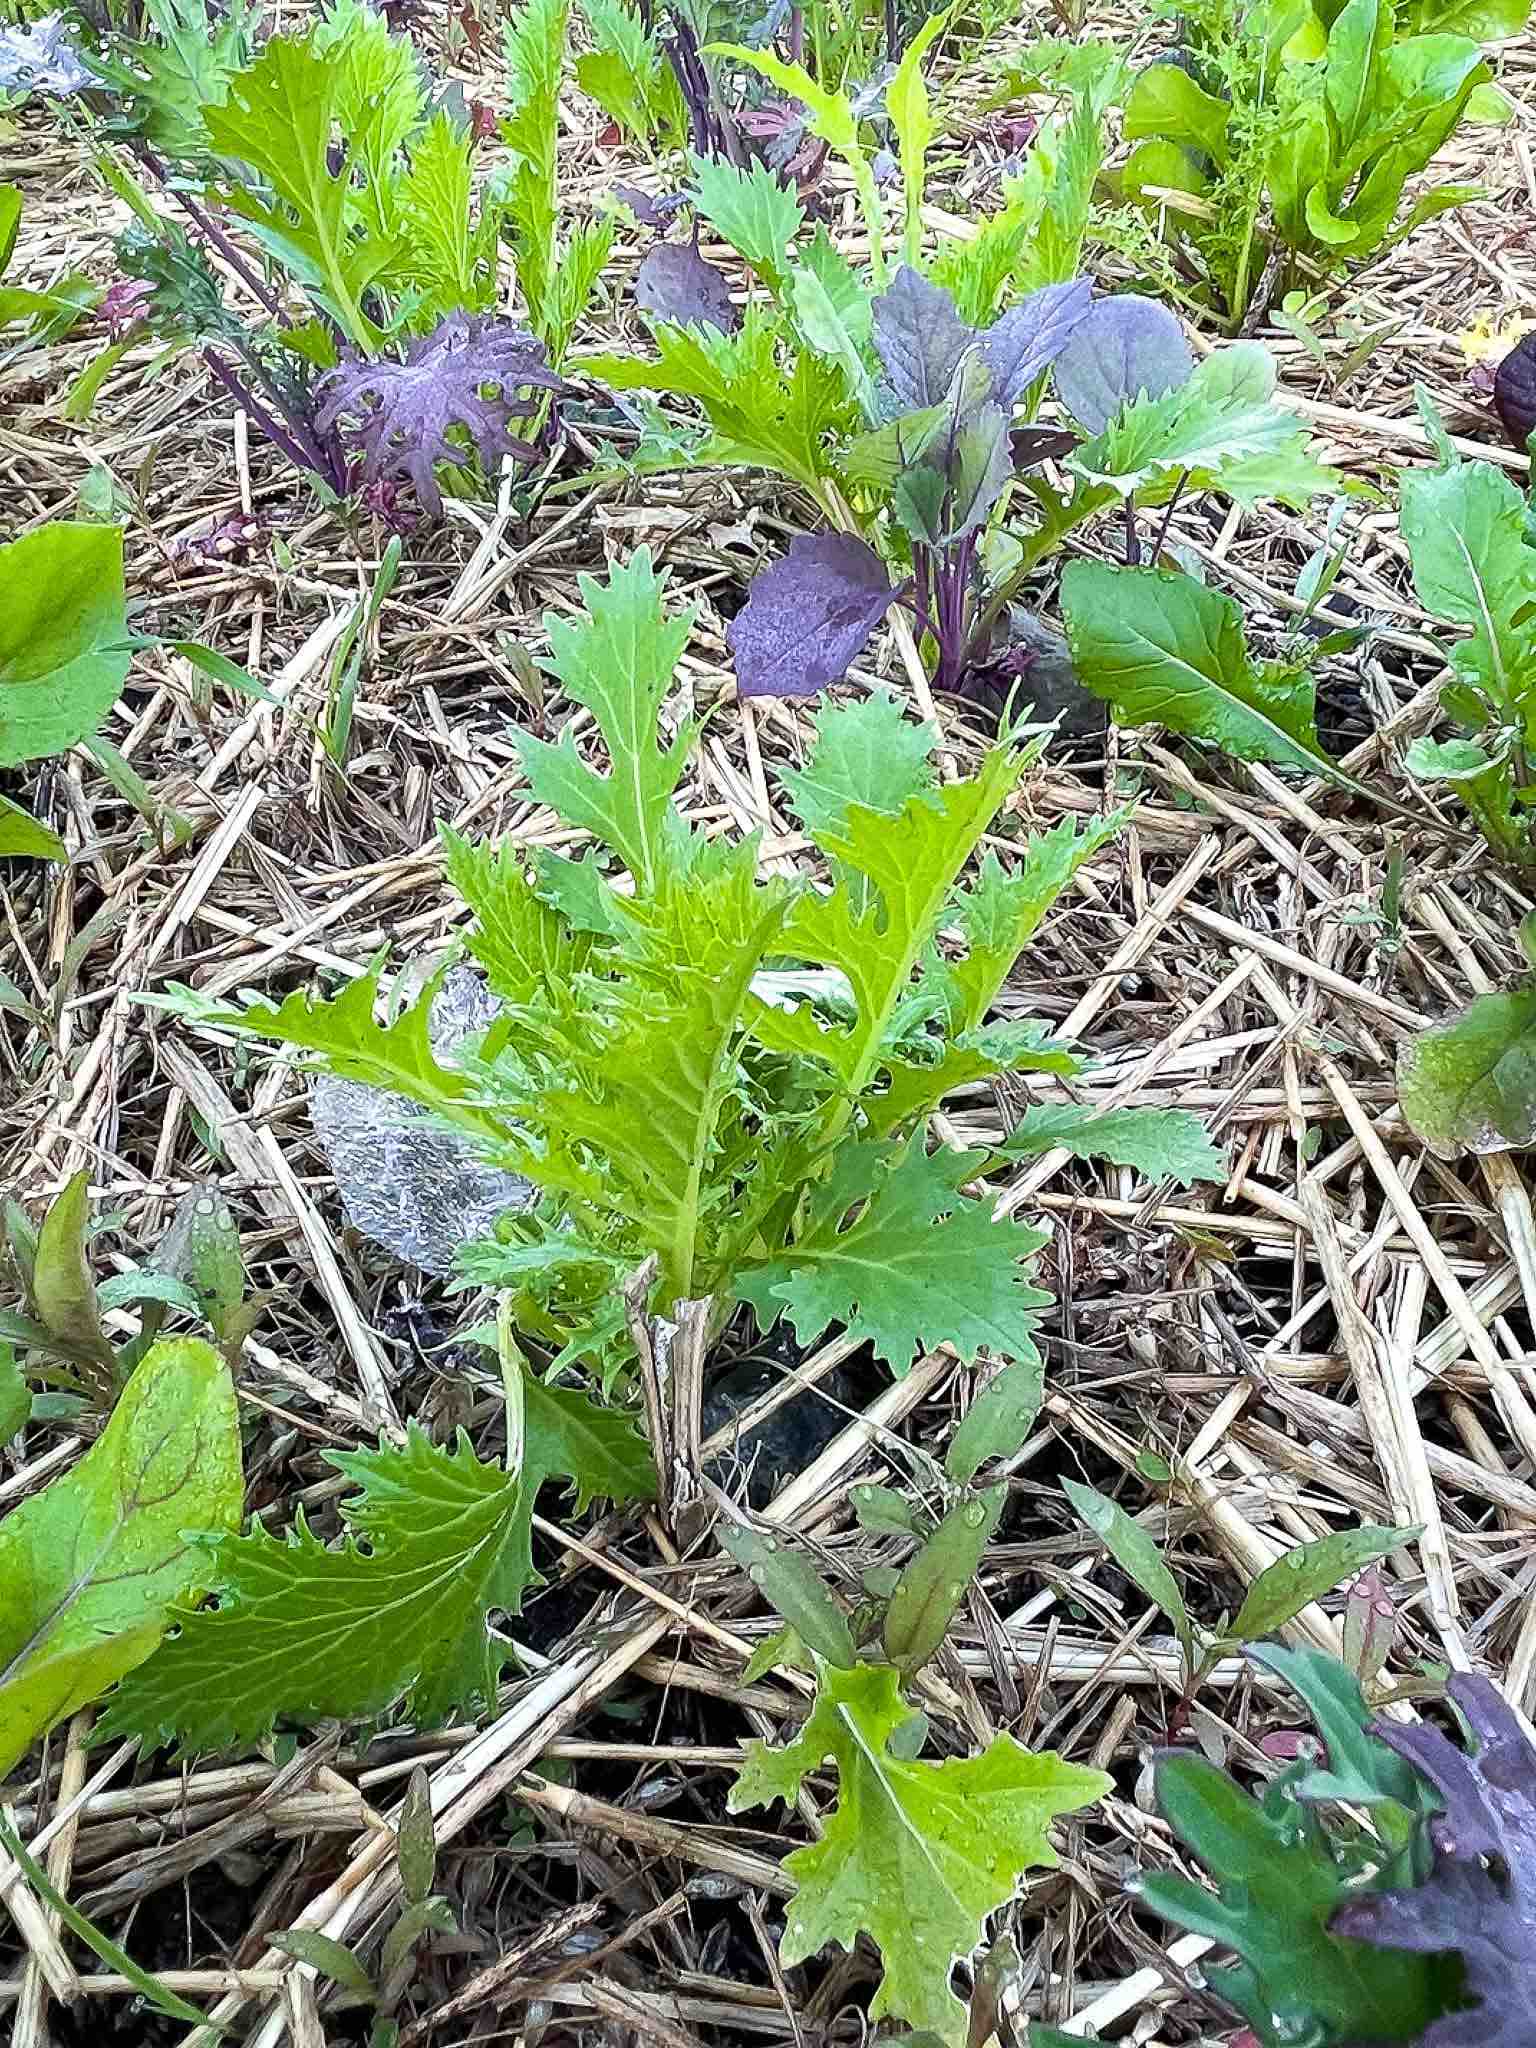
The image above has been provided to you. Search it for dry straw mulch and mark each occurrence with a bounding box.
[3,8,1536,2046]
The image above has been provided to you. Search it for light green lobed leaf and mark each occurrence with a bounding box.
[729,1660,1109,2042]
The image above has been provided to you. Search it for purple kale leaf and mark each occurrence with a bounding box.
[875,268,1095,422]
[636,238,738,333]
[1494,333,1536,453]
[315,314,568,517]
[610,184,686,229]
[980,277,1093,408]
[728,533,896,699]
[872,266,975,412]
[1333,1673,1536,2048]
[1052,293,1193,434]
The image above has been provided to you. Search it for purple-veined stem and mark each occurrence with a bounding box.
[202,349,347,493]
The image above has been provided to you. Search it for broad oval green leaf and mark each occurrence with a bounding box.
[1226,1523,1417,1646]
[0,1336,242,1776]
[1398,989,1536,1157]
[1061,561,1335,779]
[1124,62,1232,164]
[0,522,130,769]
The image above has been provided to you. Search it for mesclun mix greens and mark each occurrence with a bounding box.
[9,0,1536,2040]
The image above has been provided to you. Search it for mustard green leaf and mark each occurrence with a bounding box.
[997,1104,1225,1186]
[729,1660,1109,2041]
[737,1136,1052,1375]
[0,1337,242,1776]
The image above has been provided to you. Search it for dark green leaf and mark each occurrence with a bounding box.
[945,1355,1044,1483]
[1226,1525,1417,1645]
[1063,1476,1191,1660]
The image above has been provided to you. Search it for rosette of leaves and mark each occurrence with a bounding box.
[724,273,1333,701]
[1119,0,1518,323]
[579,131,1334,704]
[144,549,1223,1401]
[315,315,571,516]
[91,0,604,512]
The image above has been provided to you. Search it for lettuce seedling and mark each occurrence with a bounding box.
[1120,0,1520,325]
[146,549,1222,1393]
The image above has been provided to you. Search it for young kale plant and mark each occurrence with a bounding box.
[1134,1646,1536,2048]
[84,0,605,514]
[1119,0,1522,325]
[579,38,1334,704]
[723,1508,1110,2043]
[145,548,1224,1435]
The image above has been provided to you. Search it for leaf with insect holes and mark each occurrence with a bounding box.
[729,533,897,699]
[729,1658,1109,2042]
[1060,562,1332,776]
[315,314,568,517]
[635,239,737,333]
[1052,294,1193,434]
[1333,1673,1536,2048]
[1398,989,1536,1158]
[997,1104,1225,1187]
[101,1399,653,1754]
[0,1338,242,1777]
[0,521,130,769]
[736,1135,1053,1376]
